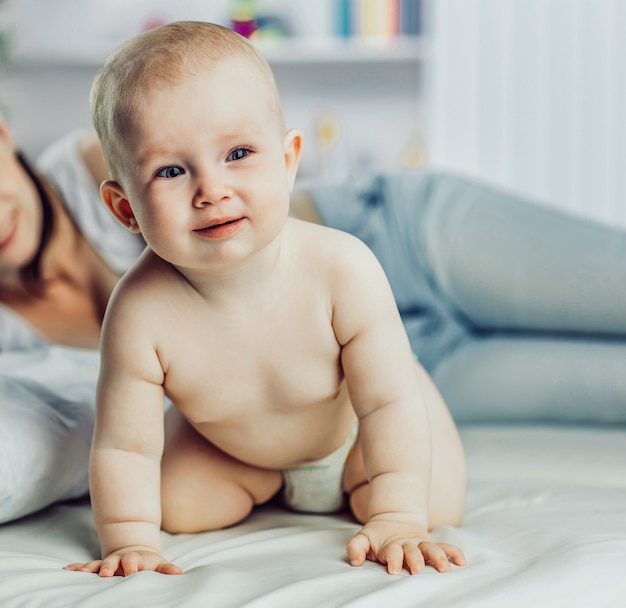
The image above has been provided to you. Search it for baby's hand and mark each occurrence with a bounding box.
[65,549,183,577]
[346,518,466,575]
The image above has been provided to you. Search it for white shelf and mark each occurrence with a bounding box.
[257,36,426,65]
[8,36,426,69]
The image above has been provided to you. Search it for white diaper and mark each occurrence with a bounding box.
[282,426,358,514]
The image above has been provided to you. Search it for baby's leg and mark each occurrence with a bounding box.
[160,407,283,534]
[343,361,466,530]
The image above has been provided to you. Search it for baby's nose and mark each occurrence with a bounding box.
[193,171,232,207]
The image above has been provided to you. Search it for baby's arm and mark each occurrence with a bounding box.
[330,235,464,574]
[65,285,181,577]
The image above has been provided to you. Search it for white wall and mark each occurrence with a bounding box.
[426,0,626,228]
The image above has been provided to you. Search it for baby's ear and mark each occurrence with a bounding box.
[284,129,303,191]
[100,180,140,233]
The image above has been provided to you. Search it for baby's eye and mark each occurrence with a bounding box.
[227,147,252,162]
[156,166,184,179]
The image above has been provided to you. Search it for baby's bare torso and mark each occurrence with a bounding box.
[141,227,358,470]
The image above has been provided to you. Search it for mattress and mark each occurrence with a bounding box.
[1,424,625,607]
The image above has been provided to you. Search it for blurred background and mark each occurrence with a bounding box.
[1,0,625,228]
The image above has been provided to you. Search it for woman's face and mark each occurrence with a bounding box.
[0,118,43,285]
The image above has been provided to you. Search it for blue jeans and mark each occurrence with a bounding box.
[309,171,626,424]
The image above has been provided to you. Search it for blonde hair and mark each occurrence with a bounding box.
[90,21,283,179]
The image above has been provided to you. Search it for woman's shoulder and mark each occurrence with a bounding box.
[35,130,103,222]
[37,130,146,275]
[36,129,94,181]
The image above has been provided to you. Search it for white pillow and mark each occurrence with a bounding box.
[0,347,99,524]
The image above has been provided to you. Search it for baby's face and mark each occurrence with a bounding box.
[117,56,298,273]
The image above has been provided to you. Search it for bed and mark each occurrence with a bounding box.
[1,420,625,607]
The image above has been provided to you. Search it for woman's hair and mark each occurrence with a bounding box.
[15,151,54,294]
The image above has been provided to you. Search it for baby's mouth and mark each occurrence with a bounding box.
[194,217,245,239]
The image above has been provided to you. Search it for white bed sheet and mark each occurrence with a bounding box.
[1,424,625,608]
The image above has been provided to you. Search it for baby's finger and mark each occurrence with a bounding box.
[402,543,426,575]
[64,560,102,573]
[380,542,404,575]
[419,542,452,572]
[99,555,122,577]
[156,561,183,575]
[438,542,467,567]
[119,552,142,576]
[346,532,370,567]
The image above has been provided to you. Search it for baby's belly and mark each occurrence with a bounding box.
[184,387,357,470]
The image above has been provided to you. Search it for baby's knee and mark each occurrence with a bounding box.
[160,483,255,534]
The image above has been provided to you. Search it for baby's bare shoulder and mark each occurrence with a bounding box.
[101,252,188,375]
[105,251,183,325]
[287,217,374,268]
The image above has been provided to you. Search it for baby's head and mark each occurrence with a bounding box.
[90,21,284,181]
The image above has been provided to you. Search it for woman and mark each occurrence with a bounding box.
[0,114,144,351]
[0,113,144,523]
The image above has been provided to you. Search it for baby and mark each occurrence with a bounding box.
[65,21,466,577]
